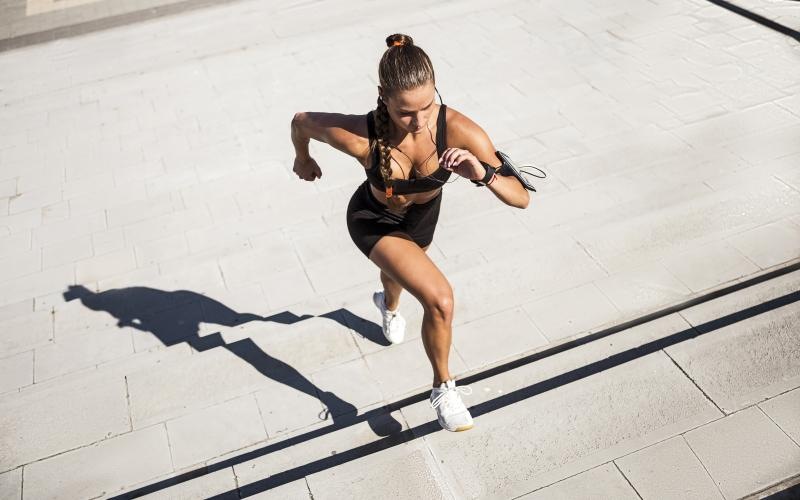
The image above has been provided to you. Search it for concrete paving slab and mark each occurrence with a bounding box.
[414,350,720,499]
[218,405,407,495]
[685,407,800,500]
[518,462,639,499]
[667,271,800,413]
[306,440,454,500]
[725,220,800,271]
[364,337,468,400]
[34,326,134,382]
[0,350,32,395]
[401,313,720,498]
[662,239,761,293]
[522,282,622,342]
[0,371,129,471]
[166,393,267,470]
[593,261,693,318]
[453,307,548,371]
[23,423,173,500]
[616,436,724,500]
[309,358,384,415]
[248,478,311,499]
[0,468,21,500]
[759,388,800,447]
[126,345,275,429]
[103,463,239,500]
[0,309,51,357]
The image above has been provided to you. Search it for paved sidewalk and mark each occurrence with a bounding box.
[1,0,799,498]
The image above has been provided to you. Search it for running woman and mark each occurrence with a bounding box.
[290,33,530,432]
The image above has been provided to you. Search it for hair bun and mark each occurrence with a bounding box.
[385,33,414,48]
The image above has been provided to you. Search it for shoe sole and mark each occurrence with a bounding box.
[454,424,474,432]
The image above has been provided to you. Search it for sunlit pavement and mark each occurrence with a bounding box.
[0,0,799,498]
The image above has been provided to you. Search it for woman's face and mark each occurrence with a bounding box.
[382,81,436,135]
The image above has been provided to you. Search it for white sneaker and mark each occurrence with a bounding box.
[373,290,406,344]
[430,379,474,432]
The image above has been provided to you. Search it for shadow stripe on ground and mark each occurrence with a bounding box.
[110,261,800,498]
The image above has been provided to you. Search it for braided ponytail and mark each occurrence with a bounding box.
[373,33,436,210]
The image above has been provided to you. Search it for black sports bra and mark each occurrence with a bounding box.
[364,104,452,195]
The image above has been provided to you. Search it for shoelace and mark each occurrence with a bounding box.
[430,384,473,411]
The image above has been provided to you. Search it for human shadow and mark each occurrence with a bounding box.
[62,284,400,436]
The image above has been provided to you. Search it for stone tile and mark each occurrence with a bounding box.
[105,464,238,500]
[616,436,723,500]
[667,273,800,413]
[306,440,453,500]
[0,309,52,357]
[725,220,800,270]
[24,424,173,500]
[575,178,799,274]
[759,388,800,446]
[302,250,377,297]
[671,103,796,148]
[365,337,468,400]
[166,393,268,469]
[134,233,189,267]
[248,478,310,499]
[0,249,40,283]
[594,261,693,317]
[0,350,32,395]
[260,266,318,312]
[0,468,22,500]
[519,463,639,499]
[310,357,384,414]
[522,283,622,342]
[0,372,129,471]
[0,298,32,323]
[75,248,137,283]
[249,314,362,376]
[41,234,93,269]
[0,263,74,308]
[662,240,760,293]
[454,307,548,370]
[0,231,32,257]
[127,345,275,429]
[34,327,135,382]
[224,405,407,493]
[417,348,720,498]
[31,210,106,248]
[685,407,800,500]
[452,233,607,326]
[91,227,125,256]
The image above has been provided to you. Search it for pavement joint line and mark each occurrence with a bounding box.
[756,404,800,450]
[663,342,726,415]
[680,433,728,499]
[613,460,645,500]
[110,287,800,498]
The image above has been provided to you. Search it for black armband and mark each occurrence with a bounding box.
[488,151,545,192]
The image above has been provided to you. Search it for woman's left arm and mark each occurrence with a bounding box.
[440,113,530,209]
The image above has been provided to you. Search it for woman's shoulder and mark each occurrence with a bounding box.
[441,105,491,148]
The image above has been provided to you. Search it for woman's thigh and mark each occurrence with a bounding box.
[368,233,451,307]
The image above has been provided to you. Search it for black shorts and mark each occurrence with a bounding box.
[346,180,443,259]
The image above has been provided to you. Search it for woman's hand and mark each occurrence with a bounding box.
[439,147,485,180]
[293,156,322,182]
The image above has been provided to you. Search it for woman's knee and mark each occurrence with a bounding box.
[422,286,454,321]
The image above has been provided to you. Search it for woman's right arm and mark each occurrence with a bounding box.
[291,112,368,160]
[290,112,368,182]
